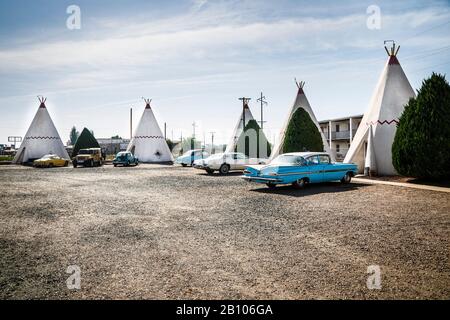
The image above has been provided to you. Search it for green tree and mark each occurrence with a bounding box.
[392,73,450,179]
[282,107,324,153]
[111,135,122,139]
[234,119,271,158]
[69,126,79,145]
[72,128,100,157]
[166,139,175,151]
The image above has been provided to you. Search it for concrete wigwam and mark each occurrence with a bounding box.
[126,99,173,163]
[225,98,256,154]
[269,80,333,161]
[343,42,415,175]
[13,97,70,164]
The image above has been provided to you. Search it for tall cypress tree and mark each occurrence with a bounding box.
[392,73,450,179]
[72,127,100,157]
[69,126,79,145]
[282,107,324,153]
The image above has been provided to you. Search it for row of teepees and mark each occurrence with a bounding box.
[14,42,415,175]
[13,97,174,164]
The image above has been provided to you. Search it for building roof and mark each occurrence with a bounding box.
[318,114,364,124]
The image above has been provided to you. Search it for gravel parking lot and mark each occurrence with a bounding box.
[0,164,449,299]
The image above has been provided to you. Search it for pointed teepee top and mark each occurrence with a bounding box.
[384,40,400,65]
[37,96,47,108]
[295,78,306,94]
[142,97,152,109]
[238,97,251,109]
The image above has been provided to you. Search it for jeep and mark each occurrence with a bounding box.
[73,148,103,168]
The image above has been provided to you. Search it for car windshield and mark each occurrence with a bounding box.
[79,149,93,155]
[182,150,193,156]
[272,155,305,165]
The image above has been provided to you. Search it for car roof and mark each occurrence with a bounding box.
[279,152,330,157]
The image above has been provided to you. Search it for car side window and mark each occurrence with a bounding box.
[306,156,319,165]
[319,155,331,164]
[295,157,307,166]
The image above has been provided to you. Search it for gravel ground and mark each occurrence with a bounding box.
[0,164,449,300]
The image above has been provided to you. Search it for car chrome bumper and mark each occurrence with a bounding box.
[241,176,282,183]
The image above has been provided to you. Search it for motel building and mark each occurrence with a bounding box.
[318,115,363,162]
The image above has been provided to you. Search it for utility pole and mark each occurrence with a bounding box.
[256,92,267,129]
[238,97,251,129]
[180,131,183,154]
[164,122,167,140]
[209,131,215,154]
[192,122,197,139]
[130,107,133,139]
[192,122,198,150]
[203,132,206,150]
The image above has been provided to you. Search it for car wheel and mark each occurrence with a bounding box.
[266,183,277,189]
[64,161,69,167]
[341,172,352,184]
[48,163,53,168]
[292,178,306,189]
[73,162,77,168]
[219,164,230,175]
[206,168,214,175]
[89,160,94,167]
[114,164,117,167]
[181,163,187,167]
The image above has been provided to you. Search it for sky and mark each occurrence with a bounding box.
[0,0,449,145]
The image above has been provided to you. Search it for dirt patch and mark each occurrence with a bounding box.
[0,164,449,299]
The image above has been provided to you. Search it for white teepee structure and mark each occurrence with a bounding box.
[269,81,333,161]
[127,99,173,163]
[343,42,415,175]
[225,98,256,153]
[13,97,70,164]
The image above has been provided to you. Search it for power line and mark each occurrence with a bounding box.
[402,19,450,43]
[410,60,450,74]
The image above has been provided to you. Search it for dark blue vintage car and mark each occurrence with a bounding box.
[113,151,139,167]
[242,152,358,189]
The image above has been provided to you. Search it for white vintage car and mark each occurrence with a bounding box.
[193,152,266,175]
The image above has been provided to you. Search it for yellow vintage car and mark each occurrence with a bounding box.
[33,154,70,168]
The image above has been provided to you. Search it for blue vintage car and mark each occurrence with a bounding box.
[175,149,209,167]
[242,152,358,189]
[112,151,139,167]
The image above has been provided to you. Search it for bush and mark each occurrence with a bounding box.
[72,127,100,157]
[392,73,450,179]
[282,107,324,153]
[234,119,271,158]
